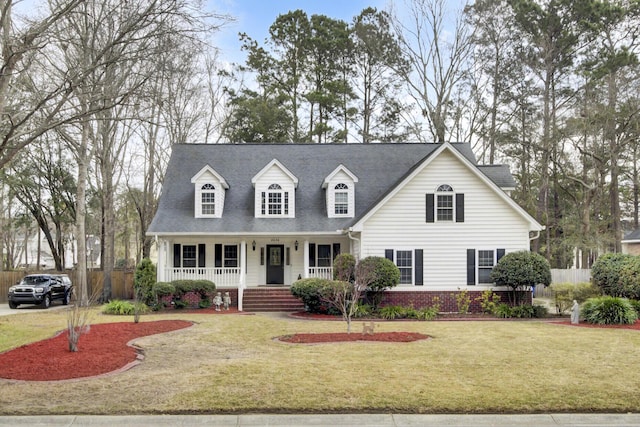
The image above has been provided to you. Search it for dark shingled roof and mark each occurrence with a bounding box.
[148,143,516,235]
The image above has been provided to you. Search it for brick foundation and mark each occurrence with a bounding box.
[160,288,238,310]
[380,290,532,313]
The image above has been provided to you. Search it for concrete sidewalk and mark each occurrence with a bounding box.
[1,414,639,426]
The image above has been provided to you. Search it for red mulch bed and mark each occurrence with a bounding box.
[278,331,430,344]
[0,320,192,382]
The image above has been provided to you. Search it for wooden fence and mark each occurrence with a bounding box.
[0,270,134,303]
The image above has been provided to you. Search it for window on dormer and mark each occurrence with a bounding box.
[261,184,289,216]
[334,183,349,215]
[201,183,216,215]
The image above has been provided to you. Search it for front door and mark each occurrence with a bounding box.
[266,245,285,285]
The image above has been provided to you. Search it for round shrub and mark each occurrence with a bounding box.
[582,296,638,325]
[490,251,551,304]
[333,253,356,283]
[591,253,634,297]
[152,282,175,297]
[171,279,216,298]
[618,256,640,300]
[290,278,332,313]
[357,256,400,308]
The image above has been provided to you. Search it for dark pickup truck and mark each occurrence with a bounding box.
[7,274,73,309]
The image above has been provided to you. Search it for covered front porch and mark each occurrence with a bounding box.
[156,234,351,290]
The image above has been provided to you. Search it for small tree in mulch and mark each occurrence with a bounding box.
[66,286,99,352]
[134,258,156,322]
[490,250,551,305]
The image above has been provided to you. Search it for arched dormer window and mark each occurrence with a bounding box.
[201,183,215,215]
[426,184,464,223]
[261,183,289,216]
[334,183,349,215]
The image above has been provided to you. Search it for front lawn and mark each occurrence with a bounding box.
[0,308,639,414]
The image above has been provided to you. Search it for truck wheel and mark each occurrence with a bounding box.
[8,301,18,309]
[41,294,51,309]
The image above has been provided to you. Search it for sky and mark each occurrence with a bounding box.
[207,0,390,63]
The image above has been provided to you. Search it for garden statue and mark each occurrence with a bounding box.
[213,292,223,311]
[362,321,375,335]
[223,292,231,310]
[571,300,579,324]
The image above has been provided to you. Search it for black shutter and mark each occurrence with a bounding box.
[385,249,394,262]
[414,249,423,286]
[467,249,476,285]
[426,194,434,223]
[173,244,181,267]
[332,243,341,260]
[456,193,465,222]
[214,244,222,268]
[198,244,206,268]
[309,243,316,267]
[497,248,505,262]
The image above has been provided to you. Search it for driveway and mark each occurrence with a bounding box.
[0,303,68,316]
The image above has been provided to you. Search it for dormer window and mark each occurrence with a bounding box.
[191,165,228,219]
[323,165,358,218]
[262,184,289,216]
[201,183,216,215]
[334,183,349,215]
[252,159,297,218]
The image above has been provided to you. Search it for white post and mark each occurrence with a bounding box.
[238,240,246,311]
[303,240,309,278]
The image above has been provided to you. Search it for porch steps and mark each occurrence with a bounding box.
[242,287,305,312]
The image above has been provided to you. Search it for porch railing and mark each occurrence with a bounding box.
[308,267,333,280]
[164,267,241,287]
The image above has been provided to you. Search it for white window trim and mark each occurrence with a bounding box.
[435,184,455,222]
[477,249,497,285]
[191,165,228,219]
[260,183,292,218]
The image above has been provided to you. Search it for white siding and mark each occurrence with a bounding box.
[325,170,356,218]
[361,149,532,289]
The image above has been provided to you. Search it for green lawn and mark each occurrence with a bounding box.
[1,308,639,415]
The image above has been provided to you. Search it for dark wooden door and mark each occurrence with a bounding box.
[266,245,284,285]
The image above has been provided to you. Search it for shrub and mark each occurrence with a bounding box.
[494,303,512,318]
[454,289,471,314]
[333,253,356,283]
[173,299,189,309]
[171,279,216,298]
[591,253,634,297]
[353,303,374,318]
[199,298,212,309]
[582,296,638,325]
[476,290,502,314]
[357,256,400,308]
[134,258,156,306]
[414,306,439,320]
[618,256,640,300]
[630,299,640,317]
[102,300,149,316]
[290,278,331,313]
[377,305,405,320]
[552,282,601,314]
[152,282,175,297]
[490,251,551,305]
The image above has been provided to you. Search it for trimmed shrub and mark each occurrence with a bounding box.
[618,256,640,300]
[357,256,400,308]
[152,282,175,297]
[134,258,156,306]
[490,251,551,304]
[290,278,331,313]
[552,282,601,314]
[171,279,216,298]
[102,300,149,316]
[582,296,638,325]
[333,253,356,283]
[591,253,634,297]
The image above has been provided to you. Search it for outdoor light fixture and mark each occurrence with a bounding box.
[295,240,299,251]
[252,240,256,251]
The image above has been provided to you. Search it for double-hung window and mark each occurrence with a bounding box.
[201,183,215,215]
[182,245,197,268]
[436,184,454,221]
[334,183,349,215]
[224,245,238,267]
[396,250,413,285]
[477,250,495,284]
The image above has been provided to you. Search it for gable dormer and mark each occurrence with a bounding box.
[251,159,298,218]
[191,165,229,218]
[322,165,358,218]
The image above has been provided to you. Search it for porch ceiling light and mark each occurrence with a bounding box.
[295,240,298,251]
[252,240,256,251]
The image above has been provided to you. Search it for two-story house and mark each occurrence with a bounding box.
[147,142,542,311]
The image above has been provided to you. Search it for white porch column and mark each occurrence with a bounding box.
[238,240,246,311]
[157,238,166,282]
[303,240,309,278]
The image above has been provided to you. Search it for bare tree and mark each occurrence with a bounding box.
[390,0,473,143]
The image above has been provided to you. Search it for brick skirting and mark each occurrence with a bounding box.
[380,290,532,313]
